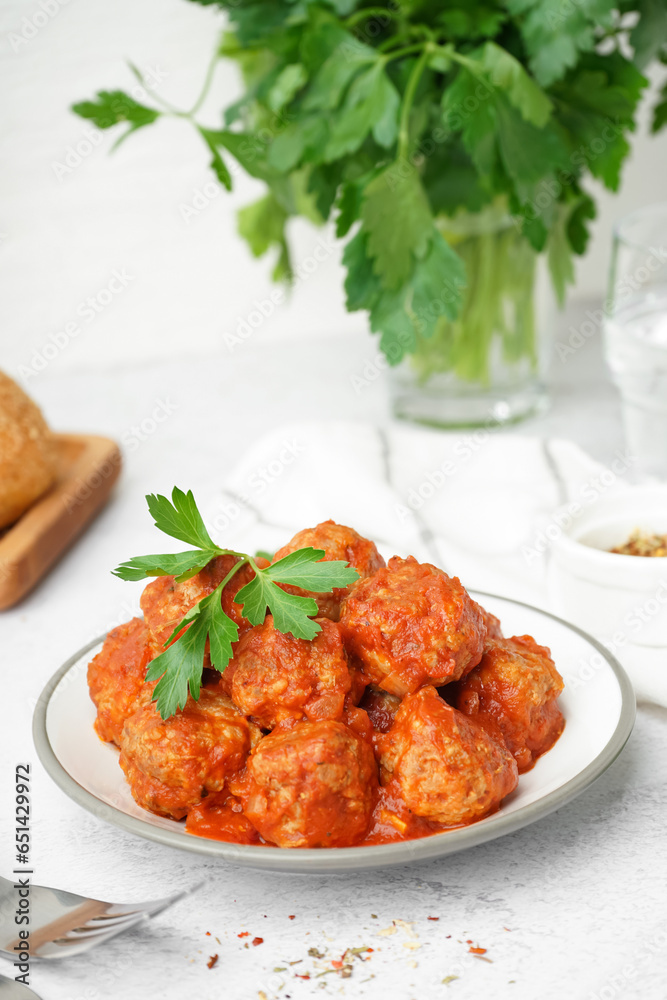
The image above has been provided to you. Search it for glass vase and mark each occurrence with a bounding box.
[390,202,554,428]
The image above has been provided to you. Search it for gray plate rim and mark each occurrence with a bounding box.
[33,591,636,873]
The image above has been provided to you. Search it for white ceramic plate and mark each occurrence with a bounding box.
[33,592,635,873]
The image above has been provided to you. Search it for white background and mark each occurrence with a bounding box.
[1,0,667,382]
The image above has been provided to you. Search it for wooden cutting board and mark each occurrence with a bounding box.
[0,433,121,610]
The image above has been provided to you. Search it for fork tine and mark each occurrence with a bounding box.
[59,917,145,938]
[0,877,200,959]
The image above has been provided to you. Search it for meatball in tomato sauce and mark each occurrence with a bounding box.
[477,603,504,642]
[454,635,564,772]
[340,556,485,696]
[87,617,155,745]
[377,686,518,826]
[273,520,385,621]
[225,616,353,729]
[119,689,256,820]
[232,720,378,847]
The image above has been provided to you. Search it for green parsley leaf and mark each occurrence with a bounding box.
[343,230,382,312]
[72,90,160,130]
[238,193,291,280]
[409,231,467,328]
[146,586,239,718]
[269,116,328,172]
[437,7,506,39]
[422,144,493,217]
[306,163,344,219]
[323,63,400,161]
[474,42,552,128]
[367,230,467,363]
[235,548,359,639]
[265,547,359,590]
[547,204,575,306]
[205,130,279,182]
[224,2,296,46]
[361,167,433,289]
[112,550,215,582]
[303,36,377,111]
[267,63,308,111]
[504,0,614,87]
[566,191,596,255]
[652,80,667,133]
[630,0,667,70]
[198,127,232,190]
[441,67,499,177]
[146,487,218,550]
[236,573,321,640]
[495,94,570,202]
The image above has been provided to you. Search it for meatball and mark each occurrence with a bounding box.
[119,689,254,819]
[232,720,378,847]
[339,556,485,696]
[454,635,565,772]
[226,616,352,729]
[87,618,155,745]
[377,686,518,826]
[140,555,266,654]
[476,603,504,642]
[273,520,385,621]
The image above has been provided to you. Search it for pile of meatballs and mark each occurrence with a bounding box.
[88,521,564,849]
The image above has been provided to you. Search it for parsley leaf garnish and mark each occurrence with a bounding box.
[113,488,359,719]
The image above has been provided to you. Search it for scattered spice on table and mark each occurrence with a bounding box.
[442,975,459,986]
[238,932,250,938]
[252,937,264,946]
[468,945,487,955]
[288,915,296,920]
[427,916,440,921]
[206,954,219,970]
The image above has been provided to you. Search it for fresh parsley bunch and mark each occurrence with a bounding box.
[114,488,359,718]
[73,1,667,367]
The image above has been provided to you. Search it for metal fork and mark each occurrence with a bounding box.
[0,874,195,959]
[0,973,42,999]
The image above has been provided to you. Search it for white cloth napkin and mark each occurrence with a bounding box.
[215,420,664,707]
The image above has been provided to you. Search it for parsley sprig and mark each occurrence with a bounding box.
[114,488,359,719]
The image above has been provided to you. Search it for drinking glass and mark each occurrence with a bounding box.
[603,203,667,480]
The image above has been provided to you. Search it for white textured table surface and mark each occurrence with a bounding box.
[1,320,666,1000]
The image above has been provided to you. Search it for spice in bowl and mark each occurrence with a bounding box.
[610,530,667,557]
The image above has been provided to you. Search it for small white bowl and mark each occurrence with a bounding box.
[548,486,667,647]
